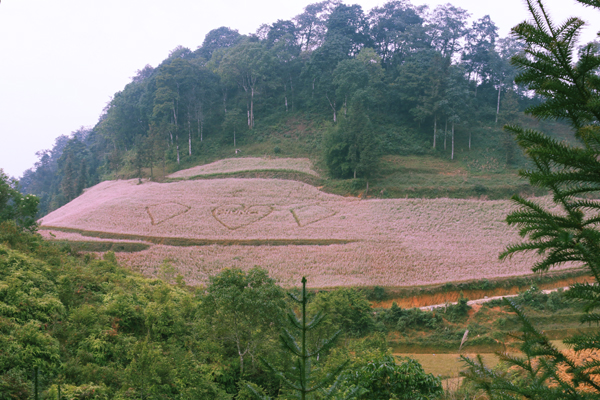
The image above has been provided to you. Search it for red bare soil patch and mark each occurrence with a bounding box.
[373,275,593,309]
[468,304,482,317]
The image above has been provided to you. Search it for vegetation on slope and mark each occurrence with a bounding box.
[460,0,600,397]
[17,0,579,216]
[0,225,452,399]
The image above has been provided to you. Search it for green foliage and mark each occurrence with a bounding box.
[445,296,471,322]
[47,383,110,400]
[324,99,379,180]
[395,308,443,332]
[365,286,386,302]
[251,277,359,400]
[344,355,443,400]
[202,267,286,377]
[308,288,375,338]
[0,235,235,399]
[0,245,62,396]
[462,0,600,397]
[0,169,39,232]
[0,226,446,399]
[0,369,31,400]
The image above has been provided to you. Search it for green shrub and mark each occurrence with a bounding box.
[396,308,442,331]
[445,297,471,322]
[366,285,386,301]
[345,355,443,400]
[309,288,375,337]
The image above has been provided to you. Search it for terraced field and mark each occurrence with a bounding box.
[39,158,564,288]
[167,157,320,178]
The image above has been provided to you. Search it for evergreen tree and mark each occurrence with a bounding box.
[60,152,76,203]
[248,277,360,400]
[324,95,379,185]
[463,0,600,397]
[76,158,88,195]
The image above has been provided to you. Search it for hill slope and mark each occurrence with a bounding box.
[38,159,562,288]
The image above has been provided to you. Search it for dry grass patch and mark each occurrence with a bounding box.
[396,353,500,378]
[168,157,319,178]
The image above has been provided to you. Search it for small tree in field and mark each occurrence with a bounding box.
[463,0,600,398]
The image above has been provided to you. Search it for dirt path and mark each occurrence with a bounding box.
[419,287,570,311]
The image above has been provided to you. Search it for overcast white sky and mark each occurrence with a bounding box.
[1,0,599,178]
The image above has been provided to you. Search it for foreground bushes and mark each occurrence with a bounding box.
[0,229,446,399]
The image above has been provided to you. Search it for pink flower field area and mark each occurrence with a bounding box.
[39,178,563,288]
[167,157,320,178]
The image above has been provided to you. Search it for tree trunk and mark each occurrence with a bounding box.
[197,103,204,142]
[284,83,288,112]
[301,280,307,400]
[289,75,294,110]
[451,122,455,160]
[234,128,236,148]
[469,131,471,149]
[433,115,437,149]
[444,119,448,150]
[250,87,254,128]
[188,112,192,156]
[34,367,39,400]
[326,94,336,123]
[234,333,249,377]
[173,103,180,164]
[333,103,336,123]
[496,86,501,126]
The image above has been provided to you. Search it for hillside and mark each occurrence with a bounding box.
[38,157,567,288]
[19,0,569,217]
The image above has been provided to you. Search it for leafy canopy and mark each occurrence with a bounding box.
[0,169,38,232]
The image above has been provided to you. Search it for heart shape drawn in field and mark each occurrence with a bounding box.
[291,205,336,227]
[212,204,273,230]
[146,203,191,225]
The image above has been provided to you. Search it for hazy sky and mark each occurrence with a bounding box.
[1,0,598,178]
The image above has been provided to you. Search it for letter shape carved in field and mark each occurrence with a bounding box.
[290,205,336,227]
[212,204,273,230]
[146,203,191,225]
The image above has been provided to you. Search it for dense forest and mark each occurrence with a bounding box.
[18,0,545,216]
